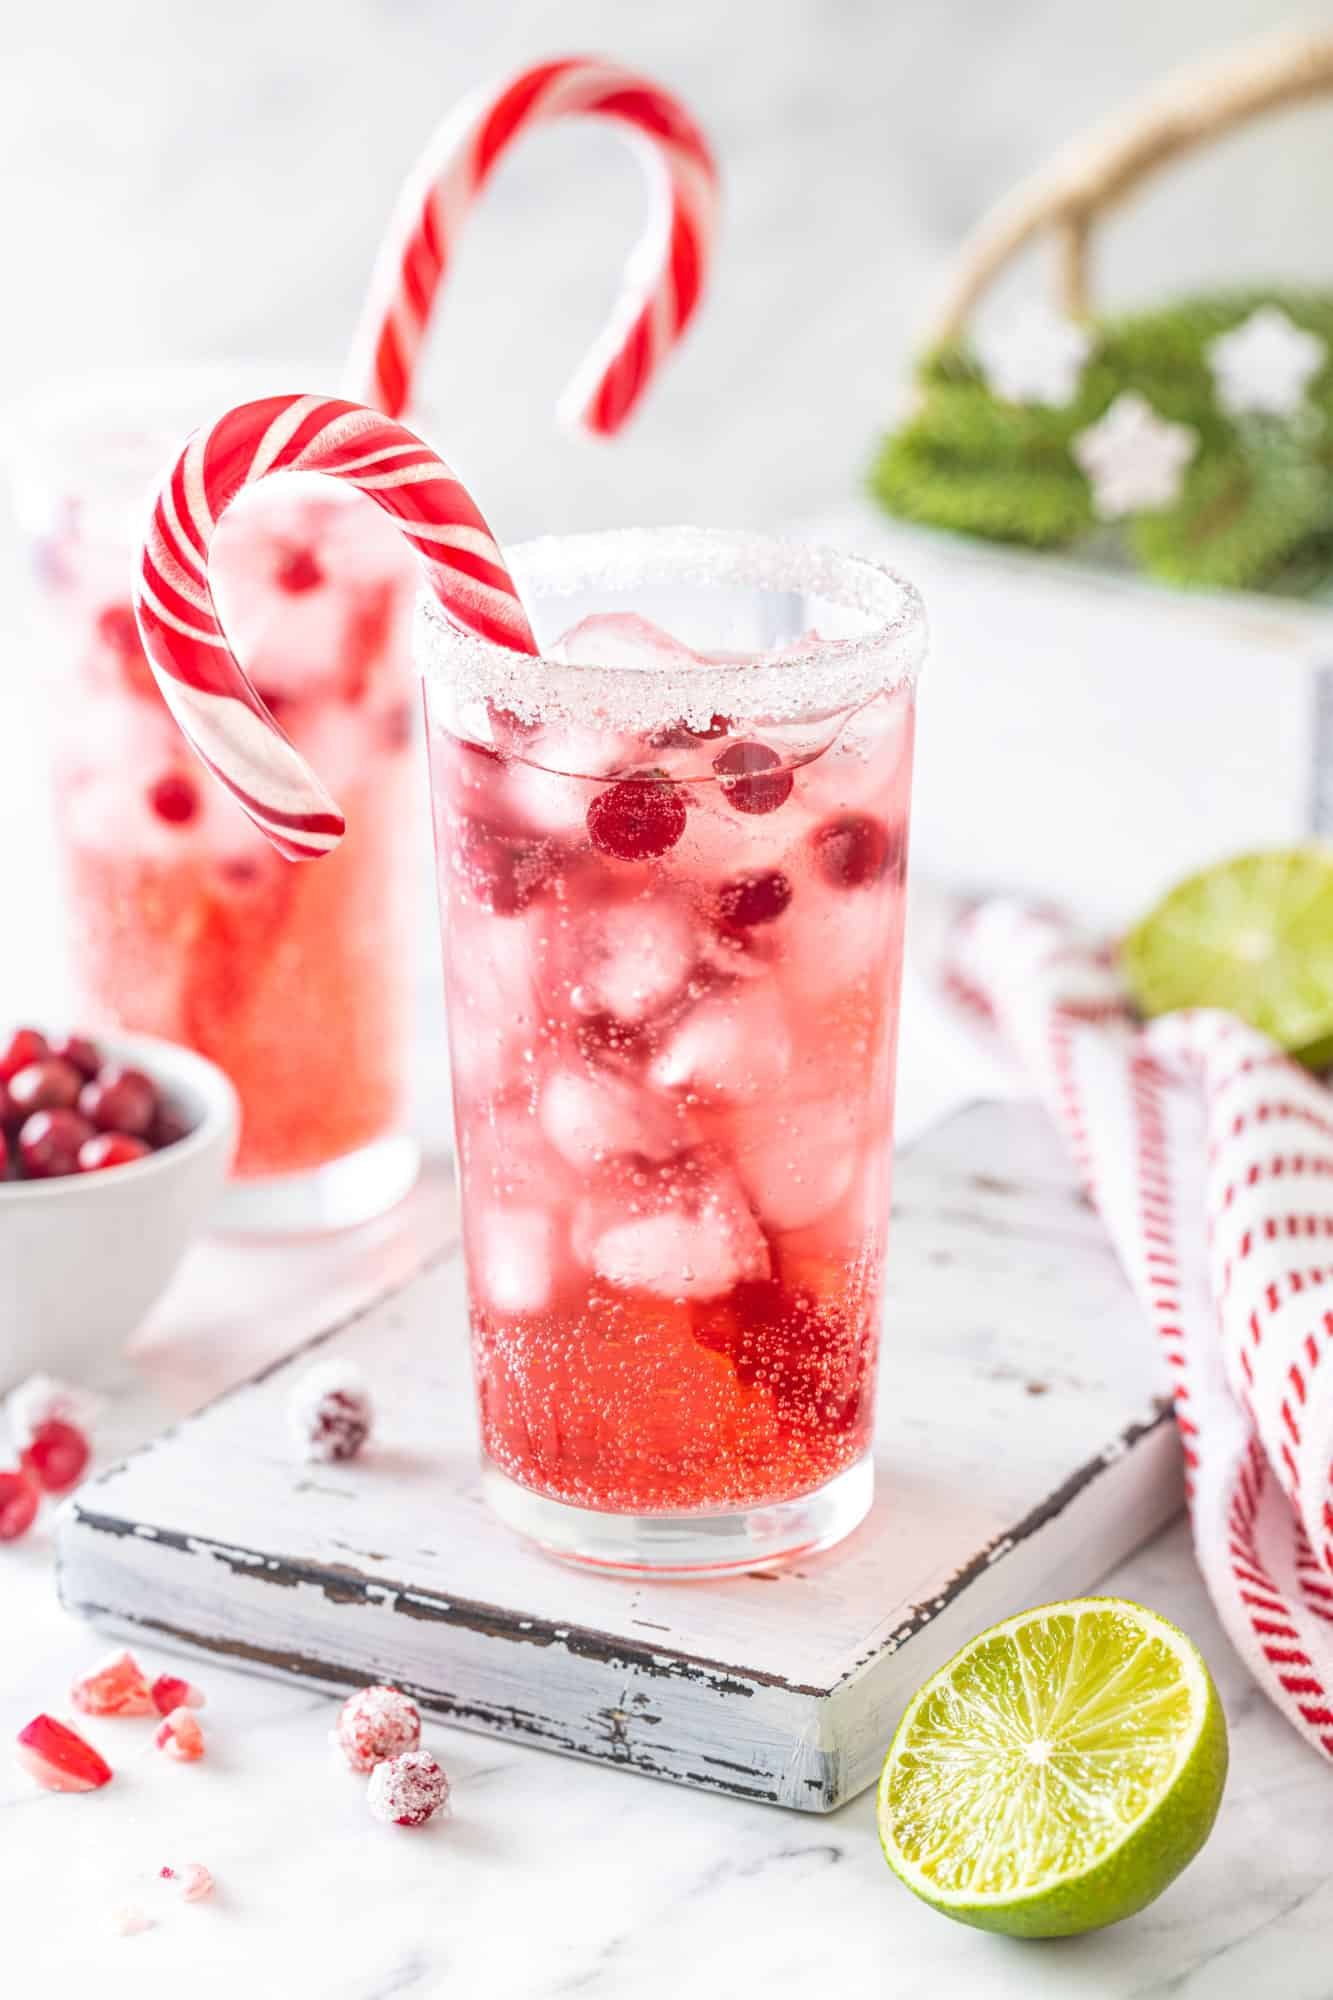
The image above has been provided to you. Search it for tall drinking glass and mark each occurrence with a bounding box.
[420,528,925,1571]
[4,373,421,1230]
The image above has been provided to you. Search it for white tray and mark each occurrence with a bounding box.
[57,1099,1181,1812]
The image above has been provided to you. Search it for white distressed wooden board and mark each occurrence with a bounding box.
[57,1100,1182,1812]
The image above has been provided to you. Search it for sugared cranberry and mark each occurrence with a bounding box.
[367,1749,450,1827]
[71,1650,155,1717]
[337,1685,422,1774]
[151,1674,206,1717]
[0,1028,48,1084]
[49,1034,101,1080]
[0,1469,38,1542]
[155,1707,205,1762]
[19,1110,95,1179]
[148,772,200,826]
[79,1132,152,1173]
[717,870,792,930]
[79,1066,157,1139]
[811,813,901,888]
[21,1419,90,1494]
[15,1714,113,1792]
[276,545,324,592]
[587,778,687,860]
[712,740,793,815]
[8,1058,83,1117]
[288,1361,372,1463]
[455,818,554,916]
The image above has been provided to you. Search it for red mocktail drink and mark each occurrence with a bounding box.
[422,530,925,1569]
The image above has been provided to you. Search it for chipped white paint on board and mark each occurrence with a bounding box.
[57,1101,1181,1812]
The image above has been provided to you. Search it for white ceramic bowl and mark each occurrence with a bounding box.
[0,1033,238,1387]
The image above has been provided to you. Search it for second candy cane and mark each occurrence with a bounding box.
[345,55,719,435]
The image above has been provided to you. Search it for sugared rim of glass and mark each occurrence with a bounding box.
[415,527,927,732]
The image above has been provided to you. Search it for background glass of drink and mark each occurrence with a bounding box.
[421,528,925,1571]
[4,373,421,1231]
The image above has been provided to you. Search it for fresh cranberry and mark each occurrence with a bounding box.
[148,772,200,826]
[8,1059,83,1117]
[586,778,687,860]
[717,870,792,929]
[276,546,324,593]
[96,603,140,657]
[49,1034,101,1080]
[380,700,415,753]
[0,1080,15,1130]
[0,1471,38,1542]
[0,1028,48,1083]
[0,1129,8,1176]
[811,813,901,888]
[712,741,793,815]
[79,1132,152,1173]
[96,603,159,700]
[20,1420,90,1495]
[455,818,554,916]
[695,1280,866,1432]
[150,1106,191,1151]
[18,1110,94,1179]
[576,1013,652,1069]
[79,1066,157,1139]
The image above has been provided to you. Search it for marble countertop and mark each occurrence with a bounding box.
[5,1010,1333,1999]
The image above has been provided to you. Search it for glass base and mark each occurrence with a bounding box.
[481,1454,873,1576]
[218,1132,420,1236]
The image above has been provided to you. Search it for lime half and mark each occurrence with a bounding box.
[876,1597,1227,1938]
[1122,848,1333,1064]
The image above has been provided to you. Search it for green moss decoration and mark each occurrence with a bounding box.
[869,291,1333,597]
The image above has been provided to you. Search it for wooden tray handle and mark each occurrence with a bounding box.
[923,29,1333,348]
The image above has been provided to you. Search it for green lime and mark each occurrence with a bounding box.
[1122,848,1333,1062]
[876,1597,1227,1938]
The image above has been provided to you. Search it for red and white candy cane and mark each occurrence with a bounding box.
[345,55,718,435]
[133,393,537,861]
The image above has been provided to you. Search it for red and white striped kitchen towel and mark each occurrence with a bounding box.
[944,899,1333,1759]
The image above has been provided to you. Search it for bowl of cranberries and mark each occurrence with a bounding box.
[1,1025,237,1382]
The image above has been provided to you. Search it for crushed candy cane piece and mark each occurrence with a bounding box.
[154,1707,205,1762]
[5,1373,97,1452]
[161,1862,214,1902]
[16,1713,113,1791]
[336,1684,421,1773]
[367,1749,450,1827]
[71,1650,156,1717]
[20,1418,90,1494]
[288,1359,372,1464]
[113,1905,154,1937]
[151,1673,206,1716]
